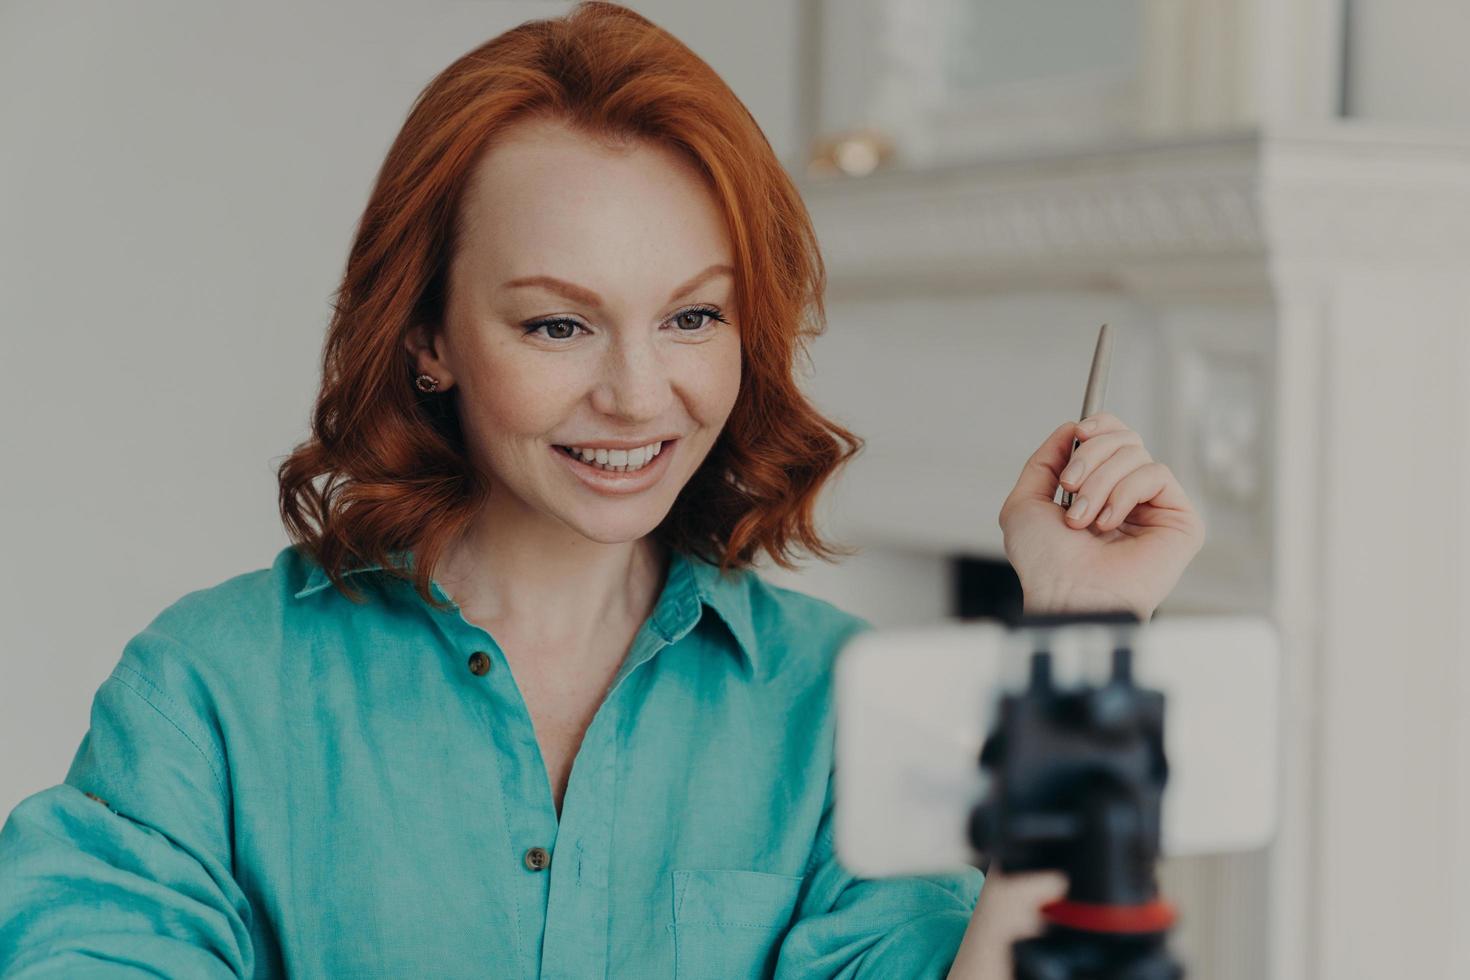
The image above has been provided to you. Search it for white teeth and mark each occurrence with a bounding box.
[558,440,669,473]
[563,440,666,457]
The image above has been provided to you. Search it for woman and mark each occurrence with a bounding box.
[0,3,1204,977]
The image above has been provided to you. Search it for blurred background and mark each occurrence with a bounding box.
[3,1,1468,977]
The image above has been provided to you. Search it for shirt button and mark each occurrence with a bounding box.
[467,651,491,676]
[523,846,551,872]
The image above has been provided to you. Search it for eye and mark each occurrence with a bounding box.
[522,304,729,343]
[523,318,589,342]
[669,305,729,333]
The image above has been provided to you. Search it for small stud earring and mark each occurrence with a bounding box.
[414,373,440,393]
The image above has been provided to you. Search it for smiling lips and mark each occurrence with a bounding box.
[556,440,664,473]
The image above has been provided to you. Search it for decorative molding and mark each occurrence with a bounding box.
[798,127,1470,288]
[800,134,1266,291]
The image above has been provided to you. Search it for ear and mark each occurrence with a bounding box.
[403,323,455,391]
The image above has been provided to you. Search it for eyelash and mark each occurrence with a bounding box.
[523,304,729,342]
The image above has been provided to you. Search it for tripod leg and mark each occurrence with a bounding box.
[1013,929,1183,980]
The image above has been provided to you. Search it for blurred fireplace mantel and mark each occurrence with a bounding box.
[795,125,1470,980]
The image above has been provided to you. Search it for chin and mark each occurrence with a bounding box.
[557,507,668,545]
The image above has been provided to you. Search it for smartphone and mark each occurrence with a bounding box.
[832,615,1279,877]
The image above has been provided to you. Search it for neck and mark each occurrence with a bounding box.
[425,497,669,651]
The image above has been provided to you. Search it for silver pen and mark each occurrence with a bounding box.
[1059,324,1113,509]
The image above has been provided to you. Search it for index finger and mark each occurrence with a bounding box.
[1007,421,1084,505]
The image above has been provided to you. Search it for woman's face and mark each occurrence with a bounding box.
[406,115,742,544]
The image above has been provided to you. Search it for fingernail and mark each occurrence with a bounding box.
[1099,505,1113,524]
[1067,495,1088,520]
[1060,462,1083,484]
[1078,418,1096,433]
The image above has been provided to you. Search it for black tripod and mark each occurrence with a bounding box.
[968,610,1183,980]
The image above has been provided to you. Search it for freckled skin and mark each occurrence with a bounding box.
[405,114,742,545]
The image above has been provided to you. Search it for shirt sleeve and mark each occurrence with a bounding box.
[773,614,986,979]
[773,772,984,980]
[0,630,254,978]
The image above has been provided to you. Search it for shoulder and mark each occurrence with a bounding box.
[738,568,875,680]
[147,544,308,635]
[110,545,312,707]
[748,572,872,636]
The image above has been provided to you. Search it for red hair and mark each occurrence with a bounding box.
[277,0,863,608]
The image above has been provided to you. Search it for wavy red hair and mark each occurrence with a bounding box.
[277,0,863,608]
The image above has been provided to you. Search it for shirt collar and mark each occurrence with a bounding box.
[292,548,412,601]
[665,549,761,678]
[292,545,762,677]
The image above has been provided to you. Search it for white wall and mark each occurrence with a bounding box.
[1347,0,1470,128]
[0,0,943,820]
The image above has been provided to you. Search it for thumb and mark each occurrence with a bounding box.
[1005,421,1081,507]
[953,865,1069,979]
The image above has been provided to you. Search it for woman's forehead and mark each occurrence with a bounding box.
[455,124,732,288]
[468,118,709,215]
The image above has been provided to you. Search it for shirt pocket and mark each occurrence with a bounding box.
[670,868,806,980]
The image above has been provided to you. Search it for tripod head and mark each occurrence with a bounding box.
[967,609,1183,980]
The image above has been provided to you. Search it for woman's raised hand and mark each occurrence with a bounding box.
[997,412,1206,621]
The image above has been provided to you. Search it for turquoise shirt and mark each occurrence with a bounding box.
[0,544,982,978]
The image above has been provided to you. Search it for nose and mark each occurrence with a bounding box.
[589,331,672,424]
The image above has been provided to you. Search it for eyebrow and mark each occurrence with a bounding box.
[501,263,734,308]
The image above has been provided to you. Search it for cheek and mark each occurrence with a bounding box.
[690,336,742,423]
[463,348,580,438]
